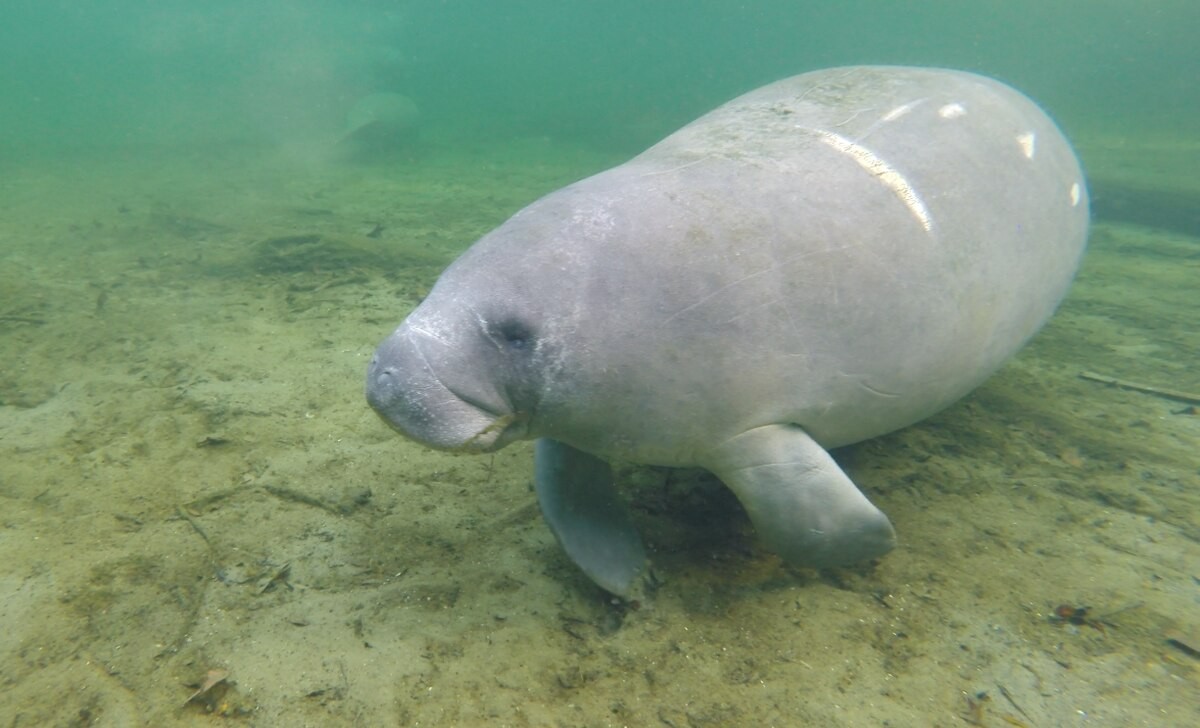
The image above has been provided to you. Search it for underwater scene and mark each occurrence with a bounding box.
[1,1,1197,725]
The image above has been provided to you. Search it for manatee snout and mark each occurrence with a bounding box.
[363,344,404,420]
[364,333,429,436]
[366,326,522,452]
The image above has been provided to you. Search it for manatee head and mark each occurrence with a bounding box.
[367,181,619,455]
[365,285,547,453]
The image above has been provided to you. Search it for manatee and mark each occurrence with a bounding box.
[365,66,1089,599]
[337,92,419,151]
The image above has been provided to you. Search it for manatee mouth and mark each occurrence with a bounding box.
[365,329,528,453]
[456,409,531,452]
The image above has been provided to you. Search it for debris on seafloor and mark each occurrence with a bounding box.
[1048,601,1145,636]
[182,666,255,717]
[258,561,293,594]
[963,690,990,726]
[1165,627,1200,658]
[962,688,1032,728]
[1050,604,1109,634]
[1078,370,1200,406]
[184,668,230,708]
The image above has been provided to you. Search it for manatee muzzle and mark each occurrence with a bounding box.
[366,324,527,452]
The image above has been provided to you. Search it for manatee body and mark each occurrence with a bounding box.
[338,92,420,151]
[366,66,1089,598]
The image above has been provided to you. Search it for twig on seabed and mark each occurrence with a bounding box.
[0,314,46,325]
[1078,370,1200,406]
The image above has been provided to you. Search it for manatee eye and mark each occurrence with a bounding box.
[494,319,533,350]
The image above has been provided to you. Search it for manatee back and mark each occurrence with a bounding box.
[512,66,1087,461]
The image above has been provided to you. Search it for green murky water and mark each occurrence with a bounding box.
[2,2,1196,725]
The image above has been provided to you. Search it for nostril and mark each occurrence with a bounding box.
[371,367,403,394]
[365,369,395,410]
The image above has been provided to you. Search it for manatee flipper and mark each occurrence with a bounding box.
[534,438,649,598]
[709,424,896,568]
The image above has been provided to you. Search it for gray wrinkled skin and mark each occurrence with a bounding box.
[367,66,1089,598]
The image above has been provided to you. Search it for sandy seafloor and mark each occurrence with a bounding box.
[1,129,1197,727]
